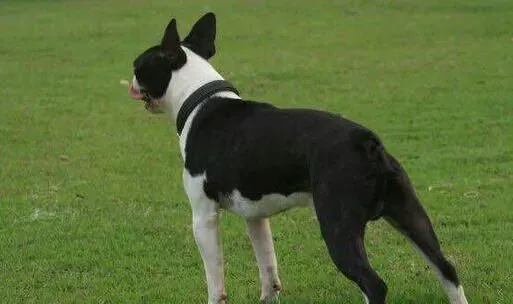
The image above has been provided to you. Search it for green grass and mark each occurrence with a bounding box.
[1,0,512,303]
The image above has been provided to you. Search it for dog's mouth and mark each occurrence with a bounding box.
[128,83,163,113]
[129,82,149,101]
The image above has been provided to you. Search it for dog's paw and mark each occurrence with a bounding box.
[260,296,279,304]
[259,283,282,304]
[259,296,280,304]
[208,293,227,304]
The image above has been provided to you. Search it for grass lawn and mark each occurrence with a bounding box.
[1,0,512,303]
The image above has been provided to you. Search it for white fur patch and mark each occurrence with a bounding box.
[409,241,469,304]
[227,190,312,219]
[183,171,312,219]
[172,47,241,161]
[131,75,142,91]
[362,293,369,304]
[246,218,281,301]
[444,283,468,304]
[166,47,240,120]
[183,171,226,303]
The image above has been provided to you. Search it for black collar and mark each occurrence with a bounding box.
[176,80,239,135]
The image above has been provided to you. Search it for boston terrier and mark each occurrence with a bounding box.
[127,12,468,304]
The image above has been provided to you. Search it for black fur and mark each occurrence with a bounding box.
[185,97,387,220]
[132,14,217,99]
[382,155,461,286]
[182,97,462,303]
[133,19,186,99]
[133,46,180,99]
[183,12,216,60]
[183,97,464,303]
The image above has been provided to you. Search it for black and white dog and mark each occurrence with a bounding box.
[128,13,468,304]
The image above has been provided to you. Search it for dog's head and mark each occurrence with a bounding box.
[129,13,217,113]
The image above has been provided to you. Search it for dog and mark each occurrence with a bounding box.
[127,12,469,304]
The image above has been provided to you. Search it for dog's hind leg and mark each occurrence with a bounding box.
[312,179,387,304]
[382,156,468,304]
[246,218,282,303]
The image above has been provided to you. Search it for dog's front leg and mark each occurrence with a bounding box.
[246,218,282,303]
[184,172,226,304]
[193,209,226,304]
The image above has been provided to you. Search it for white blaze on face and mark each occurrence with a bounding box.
[131,76,141,90]
[129,76,144,100]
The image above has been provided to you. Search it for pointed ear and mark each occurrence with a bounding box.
[183,12,216,60]
[161,18,181,53]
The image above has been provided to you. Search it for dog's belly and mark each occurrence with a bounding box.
[224,190,313,219]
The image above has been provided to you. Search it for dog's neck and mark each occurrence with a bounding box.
[163,47,240,121]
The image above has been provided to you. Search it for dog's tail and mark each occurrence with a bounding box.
[362,135,465,300]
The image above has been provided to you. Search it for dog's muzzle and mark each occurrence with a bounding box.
[128,83,164,113]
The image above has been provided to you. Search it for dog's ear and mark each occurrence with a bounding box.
[161,18,181,54]
[183,12,216,60]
